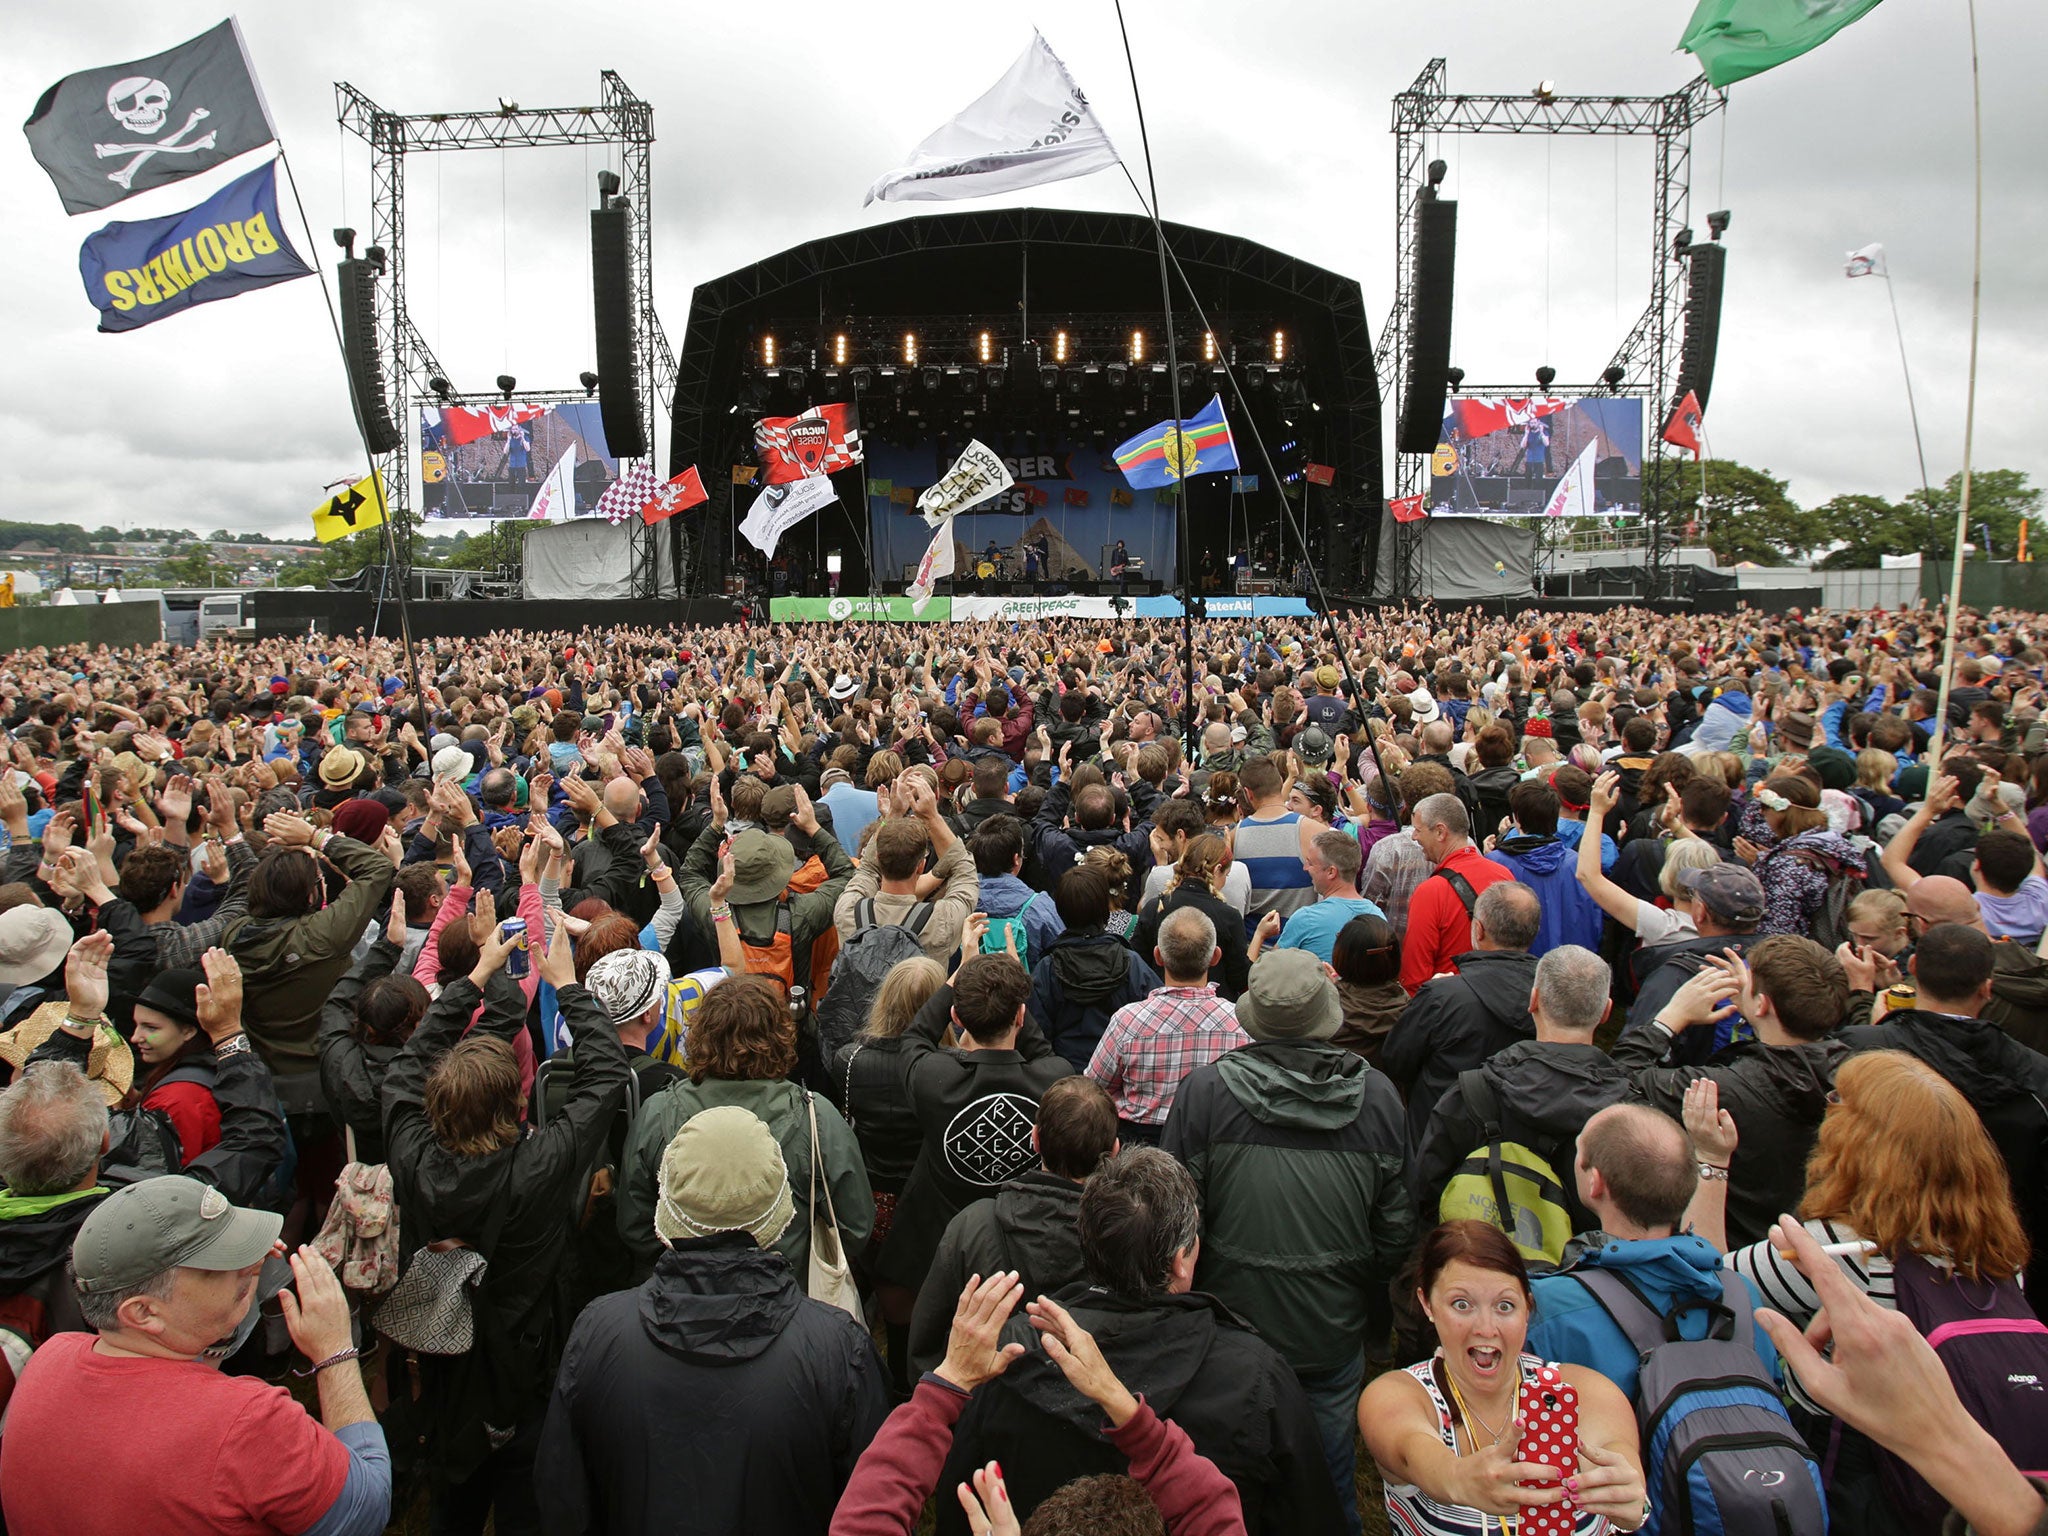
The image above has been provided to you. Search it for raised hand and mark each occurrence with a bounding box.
[194,947,245,1042]
[1682,1077,1738,1168]
[935,1271,1027,1393]
[64,931,114,1020]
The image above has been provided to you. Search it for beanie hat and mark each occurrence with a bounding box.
[584,948,671,1026]
[654,1107,795,1248]
[329,799,390,844]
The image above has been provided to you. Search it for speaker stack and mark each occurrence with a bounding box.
[1675,242,1726,411]
[1396,189,1458,456]
[336,258,400,455]
[590,204,647,459]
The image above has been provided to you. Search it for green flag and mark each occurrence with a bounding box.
[1679,0,1886,87]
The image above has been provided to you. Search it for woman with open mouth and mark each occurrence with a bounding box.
[1360,1221,1648,1534]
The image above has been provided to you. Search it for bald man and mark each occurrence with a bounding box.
[1844,876,2048,1053]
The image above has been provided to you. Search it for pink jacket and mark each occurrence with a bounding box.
[830,1379,1245,1536]
[412,880,543,1104]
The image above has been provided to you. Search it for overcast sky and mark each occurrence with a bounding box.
[4,0,2041,544]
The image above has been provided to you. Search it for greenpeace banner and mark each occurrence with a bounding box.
[950,594,1121,622]
[78,158,309,332]
[770,594,951,622]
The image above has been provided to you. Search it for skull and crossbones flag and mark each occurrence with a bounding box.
[24,19,276,216]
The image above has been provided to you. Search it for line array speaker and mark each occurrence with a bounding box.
[1396,192,1457,455]
[336,259,400,455]
[1675,241,1726,412]
[590,204,647,459]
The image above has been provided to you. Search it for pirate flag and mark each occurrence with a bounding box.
[24,20,277,216]
[312,471,387,544]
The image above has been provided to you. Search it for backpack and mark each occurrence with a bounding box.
[1777,845,1866,952]
[1876,1252,2048,1530]
[1437,1071,1574,1272]
[102,1104,183,1179]
[983,892,1043,970]
[810,899,937,1063]
[734,900,835,1002]
[1574,1267,1827,1536]
[0,1292,48,1428]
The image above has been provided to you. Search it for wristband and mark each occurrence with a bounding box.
[62,1014,105,1034]
[1697,1163,1730,1181]
[292,1345,364,1379]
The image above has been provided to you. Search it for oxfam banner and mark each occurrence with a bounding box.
[770,594,951,622]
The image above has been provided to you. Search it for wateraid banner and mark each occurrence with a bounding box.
[1131,595,1315,619]
[78,159,309,332]
[770,595,951,622]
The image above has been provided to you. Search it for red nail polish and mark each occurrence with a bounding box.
[993,1461,1003,1480]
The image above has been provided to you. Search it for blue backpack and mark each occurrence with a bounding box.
[1575,1267,1827,1536]
[981,892,1043,970]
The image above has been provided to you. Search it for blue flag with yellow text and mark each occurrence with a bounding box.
[77,159,309,333]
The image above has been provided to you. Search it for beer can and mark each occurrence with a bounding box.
[501,917,530,979]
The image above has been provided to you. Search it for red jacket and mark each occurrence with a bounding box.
[832,1378,1246,1536]
[1000,699,1036,763]
[1399,844,1516,993]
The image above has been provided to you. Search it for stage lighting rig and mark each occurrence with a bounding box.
[579,371,598,397]
[496,374,517,399]
[903,332,919,365]
[1202,331,1217,362]
[1602,364,1625,393]
[332,227,356,256]
[1533,80,1556,103]
[1054,330,1069,363]
[1427,158,1448,188]
[1535,365,1557,388]
[921,365,942,391]
[761,334,777,366]
[978,330,994,364]
[429,376,454,401]
[1672,227,1694,258]
[833,333,849,365]
[1272,329,1287,362]
[1446,366,1465,392]
[1106,362,1128,388]
[1129,329,1146,363]
[1706,209,1730,241]
[849,366,874,392]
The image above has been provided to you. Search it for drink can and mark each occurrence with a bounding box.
[501,917,530,979]
[1884,981,1916,1013]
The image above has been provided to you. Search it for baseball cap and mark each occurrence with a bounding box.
[1676,862,1767,924]
[73,1176,281,1295]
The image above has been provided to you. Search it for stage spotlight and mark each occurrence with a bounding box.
[1054,330,1069,363]
[983,366,1006,392]
[921,365,941,391]
[833,333,849,366]
[761,334,777,367]
[1129,329,1146,363]
[578,371,598,397]
[1272,329,1287,362]
[1446,366,1465,392]
[903,332,919,365]
[1602,364,1626,393]
[1535,365,1557,389]
[429,376,453,401]
[1427,158,1448,188]
[1202,331,1216,362]
[1706,209,1731,240]
[496,374,517,399]
[950,367,975,396]
[1533,80,1557,103]
[1177,362,1198,394]
[1246,364,1267,387]
[978,330,994,364]
[1039,363,1060,392]
[849,365,873,391]
[1106,362,1128,388]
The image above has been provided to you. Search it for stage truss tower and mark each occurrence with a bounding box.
[1374,60,1724,602]
[336,72,679,596]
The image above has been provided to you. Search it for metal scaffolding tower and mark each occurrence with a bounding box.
[1374,61,1724,602]
[335,72,679,595]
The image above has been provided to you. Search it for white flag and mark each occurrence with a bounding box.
[865,32,1120,206]
[738,475,836,556]
[1541,441,1599,520]
[1845,242,1887,279]
[907,517,958,615]
[917,439,1014,527]
[526,447,578,521]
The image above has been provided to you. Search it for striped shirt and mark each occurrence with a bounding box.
[1383,1354,1610,1536]
[1727,1218,1896,1415]
[1086,984,1250,1126]
[1235,809,1314,935]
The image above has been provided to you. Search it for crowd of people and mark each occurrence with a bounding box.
[0,600,2044,1536]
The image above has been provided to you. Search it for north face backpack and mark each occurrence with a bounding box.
[1437,1070,1574,1272]
[810,899,937,1062]
[982,892,1043,972]
[1876,1252,2048,1531]
[1575,1267,1827,1536]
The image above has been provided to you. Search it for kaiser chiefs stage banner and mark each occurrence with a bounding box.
[77,158,309,332]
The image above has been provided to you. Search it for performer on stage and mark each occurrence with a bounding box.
[1111,538,1130,591]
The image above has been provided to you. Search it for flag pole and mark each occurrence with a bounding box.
[1879,268,1934,513]
[273,144,427,717]
[1111,0,1197,761]
[1931,0,1984,765]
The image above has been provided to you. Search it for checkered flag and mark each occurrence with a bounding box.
[596,460,659,524]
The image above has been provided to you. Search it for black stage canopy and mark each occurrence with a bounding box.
[669,208,1382,599]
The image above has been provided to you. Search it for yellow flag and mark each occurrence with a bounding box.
[312,471,387,544]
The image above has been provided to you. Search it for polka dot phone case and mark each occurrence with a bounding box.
[1517,1364,1581,1536]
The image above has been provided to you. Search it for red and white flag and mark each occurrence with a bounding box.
[440,403,547,447]
[642,467,708,525]
[1662,391,1704,461]
[754,403,862,485]
[1304,462,1336,487]
[1388,493,1428,524]
[595,461,659,524]
[1444,396,1570,439]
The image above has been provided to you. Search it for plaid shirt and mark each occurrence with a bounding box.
[1086,984,1250,1126]
[1362,827,1430,932]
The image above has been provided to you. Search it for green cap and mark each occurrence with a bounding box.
[73,1176,282,1295]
